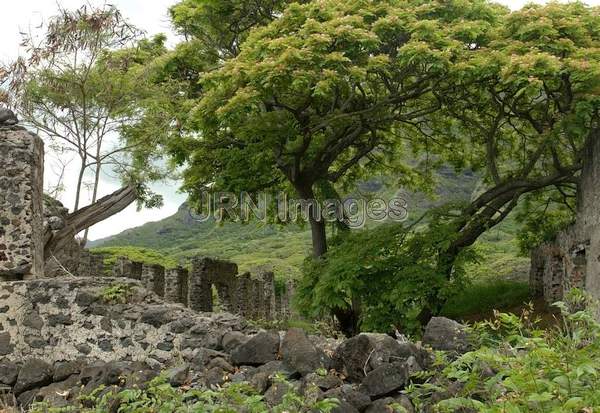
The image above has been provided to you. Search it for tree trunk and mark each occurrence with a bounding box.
[45,185,137,259]
[73,157,87,212]
[309,217,327,258]
[296,184,328,257]
[82,160,102,246]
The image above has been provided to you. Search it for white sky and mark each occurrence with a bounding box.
[1,0,599,240]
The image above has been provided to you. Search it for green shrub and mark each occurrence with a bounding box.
[296,208,478,335]
[408,290,600,412]
[99,283,133,304]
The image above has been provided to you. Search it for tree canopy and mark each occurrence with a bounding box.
[100,0,600,333]
[163,0,505,257]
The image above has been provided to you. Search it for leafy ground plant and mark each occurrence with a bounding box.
[408,290,600,412]
[30,375,339,413]
[99,283,134,304]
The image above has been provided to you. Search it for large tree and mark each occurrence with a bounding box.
[291,1,600,333]
[167,0,504,257]
[366,1,600,323]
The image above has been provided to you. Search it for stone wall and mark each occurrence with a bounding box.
[0,126,44,280]
[0,277,245,365]
[86,255,293,321]
[530,131,600,305]
[0,116,294,320]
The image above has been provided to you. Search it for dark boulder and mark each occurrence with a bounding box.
[264,381,295,407]
[168,365,190,387]
[281,328,326,376]
[423,317,471,354]
[53,360,85,382]
[14,359,54,395]
[221,331,249,352]
[323,384,372,412]
[333,333,407,382]
[0,332,14,356]
[0,361,19,385]
[302,372,343,391]
[230,331,280,366]
[359,362,409,398]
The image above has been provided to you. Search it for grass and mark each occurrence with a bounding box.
[441,280,531,320]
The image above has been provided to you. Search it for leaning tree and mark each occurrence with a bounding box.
[290,1,600,333]
[394,1,600,320]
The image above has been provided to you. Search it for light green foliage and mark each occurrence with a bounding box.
[99,283,133,304]
[91,246,179,270]
[30,374,339,413]
[296,205,478,334]
[515,190,576,254]
[410,290,600,412]
[164,0,504,258]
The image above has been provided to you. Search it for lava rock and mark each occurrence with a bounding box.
[192,348,229,368]
[249,371,270,393]
[204,367,228,388]
[302,372,343,391]
[22,311,44,330]
[281,328,326,376]
[323,385,371,412]
[230,331,280,366]
[14,359,54,395]
[333,333,406,382]
[0,361,19,385]
[0,332,14,356]
[168,365,190,387]
[359,362,409,397]
[422,317,471,354]
[255,361,299,380]
[207,357,235,373]
[53,360,84,382]
[264,381,295,407]
[221,331,249,352]
[139,306,175,328]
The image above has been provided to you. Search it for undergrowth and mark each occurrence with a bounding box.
[408,290,600,412]
[30,375,339,413]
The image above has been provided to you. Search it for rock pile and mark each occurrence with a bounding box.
[0,277,472,412]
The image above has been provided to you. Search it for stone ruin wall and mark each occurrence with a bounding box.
[0,126,44,280]
[530,132,600,306]
[0,114,296,320]
[69,254,296,321]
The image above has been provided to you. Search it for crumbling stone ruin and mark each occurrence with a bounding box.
[530,133,600,305]
[0,106,503,413]
[0,270,469,412]
[0,110,295,319]
[0,110,44,280]
[75,254,293,321]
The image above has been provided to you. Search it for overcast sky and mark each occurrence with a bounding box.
[1,0,598,241]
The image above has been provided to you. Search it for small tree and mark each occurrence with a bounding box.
[2,5,160,244]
